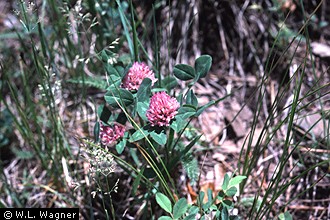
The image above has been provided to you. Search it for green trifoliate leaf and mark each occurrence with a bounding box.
[94,121,100,142]
[195,55,212,79]
[136,101,149,121]
[186,90,198,107]
[137,78,152,102]
[222,173,230,191]
[105,62,121,77]
[225,186,237,197]
[158,216,172,220]
[98,104,112,124]
[163,76,178,92]
[222,199,234,208]
[170,116,185,133]
[116,138,126,154]
[177,105,196,119]
[228,175,247,189]
[130,127,149,142]
[221,206,229,220]
[105,88,134,108]
[173,64,195,81]
[173,198,188,219]
[150,130,167,145]
[106,74,122,91]
[155,192,172,214]
[279,211,293,220]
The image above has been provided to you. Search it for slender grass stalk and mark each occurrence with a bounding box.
[130,0,139,62]
[152,4,161,87]
[116,0,134,58]
[238,1,327,218]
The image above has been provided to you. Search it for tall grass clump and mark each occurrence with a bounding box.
[237,1,330,219]
[0,0,329,219]
[0,0,123,212]
[1,0,74,208]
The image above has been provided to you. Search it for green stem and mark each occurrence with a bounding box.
[130,0,139,62]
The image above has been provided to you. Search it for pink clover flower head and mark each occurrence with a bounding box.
[99,122,126,146]
[121,62,157,90]
[146,91,180,127]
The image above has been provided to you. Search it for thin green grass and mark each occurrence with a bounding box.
[237,1,329,218]
[0,0,329,219]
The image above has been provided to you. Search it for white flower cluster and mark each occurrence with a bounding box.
[83,142,116,177]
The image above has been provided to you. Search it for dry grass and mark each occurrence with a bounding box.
[0,0,329,219]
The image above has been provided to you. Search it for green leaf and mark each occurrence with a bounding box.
[129,148,141,166]
[195,93,231,116]
[143,167,157,178]
[0,200,6,208]
[103,59,124,88]
[101,50,109,63]
[202,201,212,212]
[137,78,152,102]
[151,88,168,93]
[130,127,149,142]
[278,211,293,220]
[116,112,127,125]
[156,192,172,214]
[67,77,108,90]
[188,206,199,215]
[106,74,122,90]
[319,21,328,28]
[195,100,215,116]
[116,138,126,154]
[0,134,9,148]
[210,204,217,211]
[183,214,197,220]
[223,199,234,208]
[221,206,229,220]
[170,116,186,133]
[228,176,247,189]
[94,121,100,142]
[182,154,199,184]
[198,191,205,206]
[105,62,121,77]
[163,76,178,92]
[225,186,237,197]
[215,210,221,219]
[136,101,149,121]
[105,88,134,108]
[158,216,172,220]
[173,198,188,219]
[115,65,126,77]
[115,0,134,58]
[186,90,198,107]
[222,174,230,191]
[177,105,196,119]
[150,130,167,145]
[118,53,132,66]
[98,104,112,124]
[217,190,225,200]
[11,147,34,159]
[195,55,212,79]
[132,167,144,195]
[207,188,213,203]
[180,134,202,156]
[168,134,202,172]
[240,197,262,210]
[173,64,195,81]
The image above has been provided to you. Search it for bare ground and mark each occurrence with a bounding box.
[0,0,329,219]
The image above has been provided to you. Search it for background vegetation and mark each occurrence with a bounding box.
[0,0,329,219]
